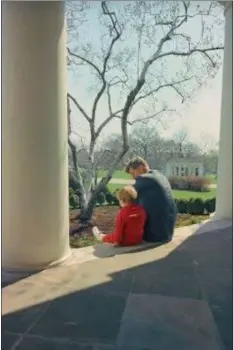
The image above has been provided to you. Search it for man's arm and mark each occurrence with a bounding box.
[133,177,141,205]
[103,210,125,244]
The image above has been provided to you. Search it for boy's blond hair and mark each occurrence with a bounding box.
[117,185,137,204]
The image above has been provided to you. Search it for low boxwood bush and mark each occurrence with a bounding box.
[112,195,119,206]
[187,198,205,215]
[175,197,215,215]
[102,186,110,195]
[105,192,114,205]
[204,197,216,213]
[97,192,106,205]
[69,188,79,209]
[69,184,216,215]
[175,199,188,214]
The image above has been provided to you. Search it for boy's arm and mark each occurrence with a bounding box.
[103,210,124,244]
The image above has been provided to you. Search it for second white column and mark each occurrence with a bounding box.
[214,3,232,220]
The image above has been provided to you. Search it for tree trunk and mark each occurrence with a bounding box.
[69,193,97,235]
[79,192,98,222]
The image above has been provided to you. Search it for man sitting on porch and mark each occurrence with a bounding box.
[125,157,177,243]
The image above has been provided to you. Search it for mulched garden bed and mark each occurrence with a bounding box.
[70,206,209,248]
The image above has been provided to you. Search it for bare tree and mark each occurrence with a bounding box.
[203,149,218,174]
[67,0,224,222]
[199,132,218,155]
[130,124,162,164]
[173,128,190,155]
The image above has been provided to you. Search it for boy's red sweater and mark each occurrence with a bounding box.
[103,204,146,246]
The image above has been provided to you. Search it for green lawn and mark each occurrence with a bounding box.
[97,170,131,179]
[108,183,125,192]
[172,188,216,199]
[108,183,216,200]
[99,169,217,184]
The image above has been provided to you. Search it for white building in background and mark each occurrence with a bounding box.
[165,158,204,178]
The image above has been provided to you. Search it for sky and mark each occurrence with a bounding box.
[162,69,223,142]
[68,1,224,149]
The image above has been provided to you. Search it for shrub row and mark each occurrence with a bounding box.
[69,188,80,209]
[69,187,119,209]
[168,176,210,192]
[174,197,216,215]
[70,187,215,215]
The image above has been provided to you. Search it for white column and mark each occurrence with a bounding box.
[214,2,232,220]
[2,1,71,270]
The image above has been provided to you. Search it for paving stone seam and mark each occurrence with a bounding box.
[5,331,117,348]
[192,263,208,301]
[123,293,226,350]
[9,302,51,350]
[128,290,206,302]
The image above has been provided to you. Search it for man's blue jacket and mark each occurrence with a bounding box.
[134,170,177,243]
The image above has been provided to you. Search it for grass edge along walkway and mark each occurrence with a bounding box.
[108,183,216,200]
[98,170,217,183]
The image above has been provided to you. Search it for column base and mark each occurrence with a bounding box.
[210,211,232,221]
[209,212,216,220]
[194,217,232,235]
[2,250,73,287]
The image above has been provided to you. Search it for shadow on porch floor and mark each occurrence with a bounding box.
[2,221,232,350]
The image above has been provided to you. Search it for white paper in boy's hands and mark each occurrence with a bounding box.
[92,226,101,240]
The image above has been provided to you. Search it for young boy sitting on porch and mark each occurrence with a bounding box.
[92,186,146,246]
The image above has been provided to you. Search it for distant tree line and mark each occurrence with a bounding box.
[69,124,218,175]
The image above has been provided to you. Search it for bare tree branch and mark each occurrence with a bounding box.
[106,84,113,118]
[129,109,177,125]
[110,108,178,127]
[67,97,87,206]
[158,46,223,67]
[67,94,72,136]
[101,1,122,72]
[67,92,91,123]
[109,75,129,87]
[117,1,191,128]
[90,0,122,128]
[155,1,217,26]
[67,47,102,77]
[95,75,193,137]
[172,32,192,51]
[133,76,195,105]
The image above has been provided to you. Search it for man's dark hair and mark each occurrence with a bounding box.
[125,156,148,173]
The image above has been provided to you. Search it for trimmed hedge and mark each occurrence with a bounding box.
[69,188,79,209]
[204,197,216,214]
[69,186,215,215]
[174,199,188,214]
[169,176,210,192]
[175,197,215,215]
[187,198,205,215]
[97,192,106,205]
[105,192,115,205]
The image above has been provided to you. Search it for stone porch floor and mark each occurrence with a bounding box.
[2,220,232,350]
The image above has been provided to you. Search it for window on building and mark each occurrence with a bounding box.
[195,167,199,176]
[185,167,189,176]
[180,166,184,176]
[176,167,179,176]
